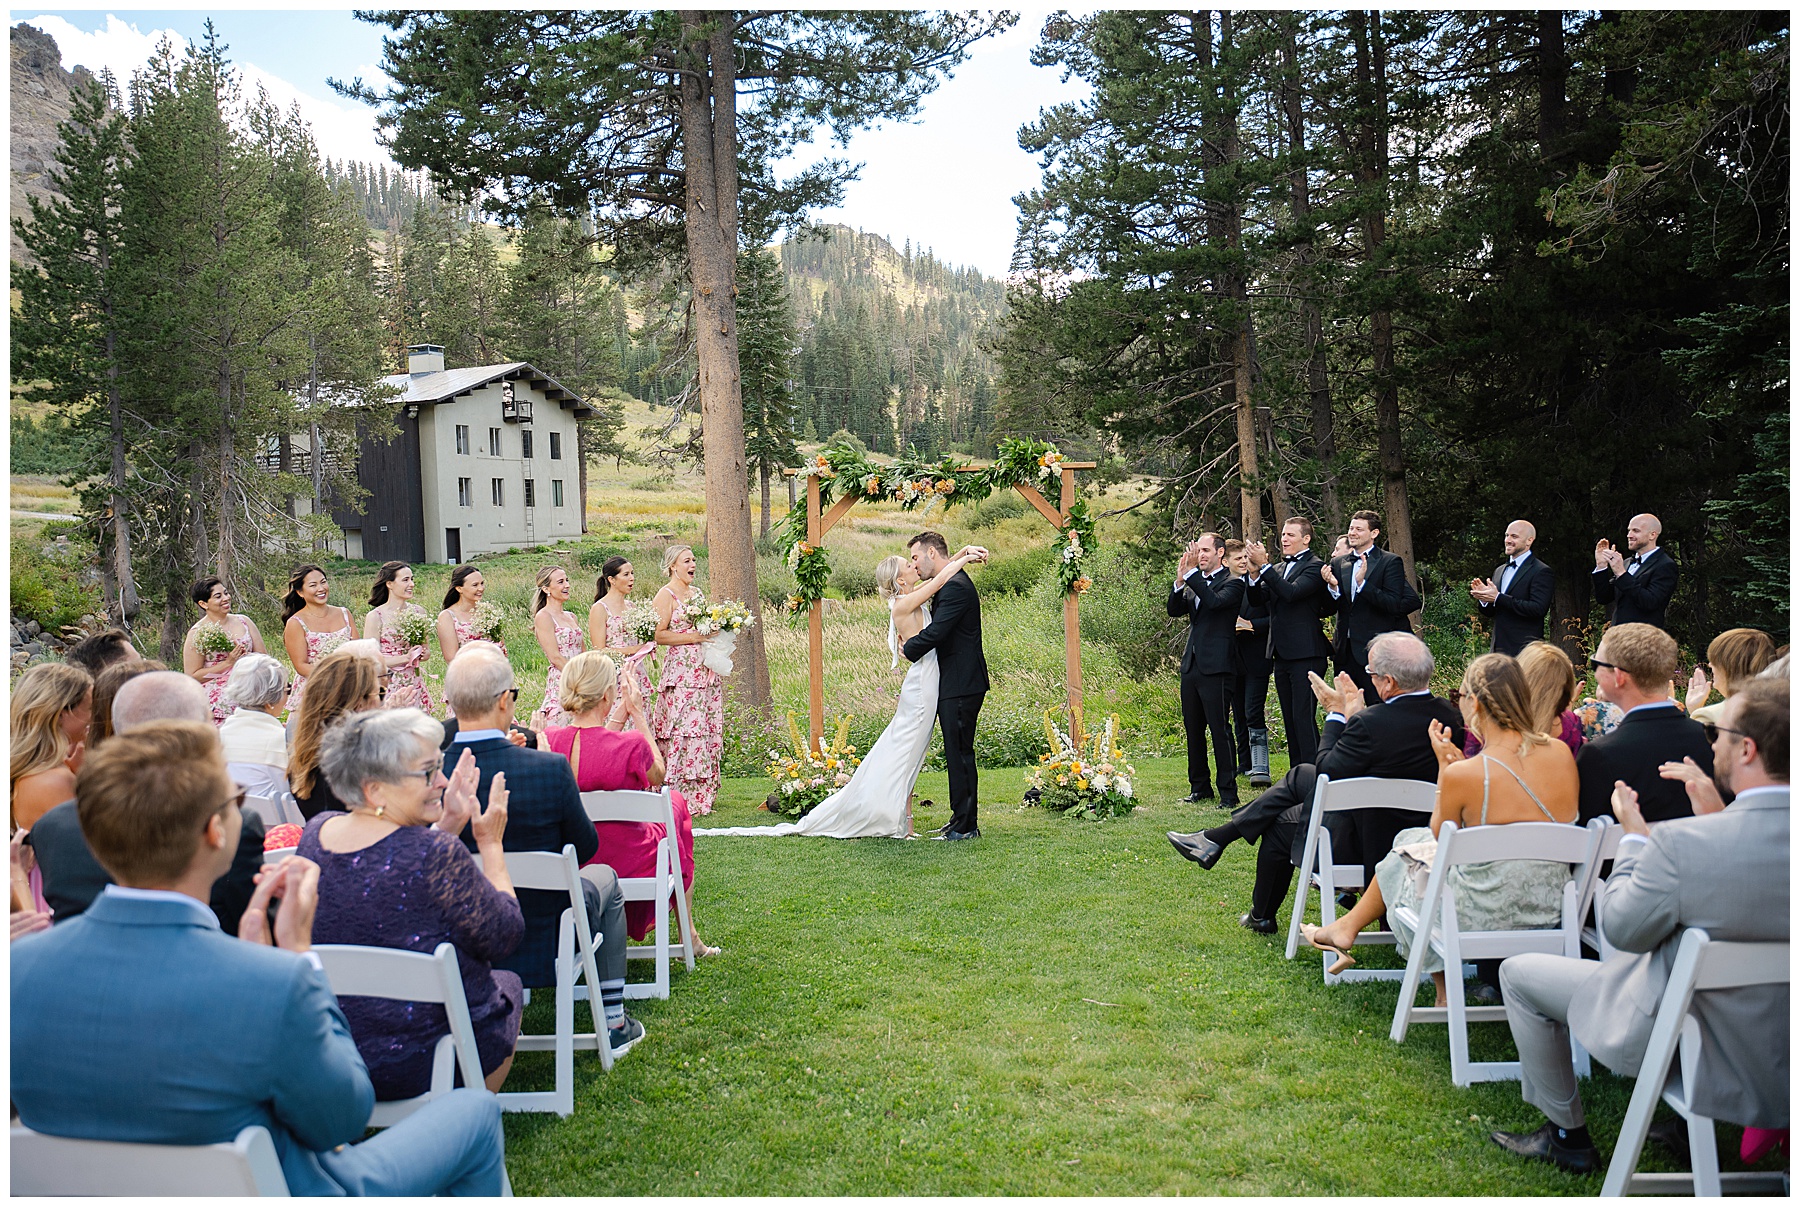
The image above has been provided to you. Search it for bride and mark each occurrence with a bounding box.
[695,544,987,839]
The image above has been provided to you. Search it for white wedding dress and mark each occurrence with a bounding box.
[695,604,939,839]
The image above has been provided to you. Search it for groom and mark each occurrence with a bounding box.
[902,531,989,840]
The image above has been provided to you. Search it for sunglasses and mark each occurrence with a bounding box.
[1588,657,1618,672]
[1702,722,1747,745]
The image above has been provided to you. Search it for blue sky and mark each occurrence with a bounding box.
[16,10,1087,277]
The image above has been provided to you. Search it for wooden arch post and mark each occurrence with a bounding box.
[785,461,1095,753]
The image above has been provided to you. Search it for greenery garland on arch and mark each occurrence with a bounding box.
[777,439,1095,618]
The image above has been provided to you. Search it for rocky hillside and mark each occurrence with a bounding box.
[12,22,95,266]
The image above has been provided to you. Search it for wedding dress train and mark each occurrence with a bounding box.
[695,606,938,839]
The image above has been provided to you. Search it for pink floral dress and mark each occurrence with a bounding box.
[538,614,588,728]
[203,617,254,726]
[285,607,355,716]
[650,588,723,816]
[603,606,657,705]
[443,613,506,720]
[376,606,433,713]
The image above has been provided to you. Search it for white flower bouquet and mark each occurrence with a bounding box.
[194,620,237,657]
[696,597,756,676]
[391,609,434,651]
[469,600,505,642]
[621,602,661,645]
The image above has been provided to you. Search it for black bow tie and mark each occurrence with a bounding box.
[1628,554,1642,566]
[1505,559,1518,570]
[1285,554,1305,562]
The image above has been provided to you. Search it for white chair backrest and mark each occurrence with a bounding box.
[503,845,581,894]
[312,941,485,1093]
[1316,775,1438,814]
[581,788,674,827]
[1691,934,1790,992]
[11,1123,289,1196]
[1436,819,1594,866]
[1593,819,1624,862]
[242,795,285,831]
[262,846,299,863]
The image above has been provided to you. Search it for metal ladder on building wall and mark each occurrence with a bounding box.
[522,437,536,544]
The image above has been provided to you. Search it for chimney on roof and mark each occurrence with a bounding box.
[407,344,445,375]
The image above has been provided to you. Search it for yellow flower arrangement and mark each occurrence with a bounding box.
[1025,709,1139,821]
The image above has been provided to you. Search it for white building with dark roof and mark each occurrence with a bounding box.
[332,345,591,564]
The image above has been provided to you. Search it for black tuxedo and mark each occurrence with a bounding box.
[1169,566,1246,800]
[903,569,989,835]
[1231,578,1272,767]
[1479,553,1555,656]
[1575,704,1712,825]
[1592,548,1679,633]
[1248,551,1332,764]
[1329,545,1421,704]
[1232,692,1464,920]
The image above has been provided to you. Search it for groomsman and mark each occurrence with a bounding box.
[1246,517,1332,766]
[1471,520,1556,655]
[1321,510,1421,706]
[1592,513,1679,632]
[1169,533,1245,806]
[1226,540,1273,789]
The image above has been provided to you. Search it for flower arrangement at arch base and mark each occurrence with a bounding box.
[1024,710,1139,821]
[764,713,861,819]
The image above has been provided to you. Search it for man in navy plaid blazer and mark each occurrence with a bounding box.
[444,644,644,1056]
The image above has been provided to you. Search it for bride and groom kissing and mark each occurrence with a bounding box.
[697,531,990,841]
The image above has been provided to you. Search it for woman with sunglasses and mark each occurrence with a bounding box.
[300,708,524,1099]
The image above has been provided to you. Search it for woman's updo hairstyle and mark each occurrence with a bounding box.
[874,555,907,601]
[557,651,619,716]
[1460,652,1550,752]
[661,545,693,577]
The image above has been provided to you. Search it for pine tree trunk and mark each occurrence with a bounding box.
[1220,12,1260,545]
[216,363,236,581]
[759,461,772,538]
[103,292,139,623]
[678,12,771,708]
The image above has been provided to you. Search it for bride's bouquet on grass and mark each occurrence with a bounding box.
[1025,711,1139,821]
[193,620,237,657]
[764,714,860,819]
[688,596,756,677]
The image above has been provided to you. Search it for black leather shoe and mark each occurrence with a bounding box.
[1647,1119,1690,1163]
[1335,891,1360,913]
[1218,797,1240,811]
[1179,791,1213,804]
[935,827,980,841]
[1166,830,1224,870]
[1239,913,1277,934]
[1489,1123,1603,1174]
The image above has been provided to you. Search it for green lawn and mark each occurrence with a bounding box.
[494,755,1769,1195]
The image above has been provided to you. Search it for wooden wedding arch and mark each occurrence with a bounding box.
[783,459,1095,752]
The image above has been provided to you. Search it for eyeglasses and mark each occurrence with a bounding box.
[1588,657,1618,672]
[395,758,445,783]
[216,788,248,816]
[1702,722,1747,745]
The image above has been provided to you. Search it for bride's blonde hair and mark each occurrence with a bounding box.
[875,555,907,601]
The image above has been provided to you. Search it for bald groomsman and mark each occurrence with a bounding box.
[1592,513,1679,633]
[1471,520,1556,656]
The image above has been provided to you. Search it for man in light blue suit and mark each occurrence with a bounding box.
[11,721,507,1196]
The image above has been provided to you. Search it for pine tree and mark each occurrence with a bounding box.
[736,247,799,536]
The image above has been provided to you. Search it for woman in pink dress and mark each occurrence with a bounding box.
[182,576,266,725]
[363,561,433,712]
[436,565,505,719]
[281,564,356,721]
[587,556,656,705]
[649,545,723,816]
[532,565,588,728]
[543,651,716,956]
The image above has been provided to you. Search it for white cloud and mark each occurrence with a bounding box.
[22,14,394,167]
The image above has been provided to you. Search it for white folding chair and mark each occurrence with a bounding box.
[582,788,694,1000]
[262,846,299,863]
[500,843,612,1116]
[1389,818,1606,1086]
[312,941,486,1128]
[1602,928,1790,1197]
[1580,819,1625,960]
[12,1123,289,1196]
[1284,775,1438,983]
[242,795,287,831]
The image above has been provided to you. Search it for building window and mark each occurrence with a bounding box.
[524,479,537,508]
[455,425,470,455]
[549,432,563,460]
[457,477,472,507]
[490,478,504,507]
[488,427,502,456]
[521,430,533,459]
[552,479,565,508]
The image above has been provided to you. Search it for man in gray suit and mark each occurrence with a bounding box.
[1489,677,1789,1173]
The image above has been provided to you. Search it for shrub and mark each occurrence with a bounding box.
[967,491,1024,530]
[12,536,100,636]
[833,560,879,600]
[1417,584,1487,691]
[1077,545,1179,681]
[971,545,1054,596]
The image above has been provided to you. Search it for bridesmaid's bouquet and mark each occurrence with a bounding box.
[194,620,237,657]
[469,600,505,642]
[621,603,661,646]
[696,597,756,676]
[314,629,351,660]
[392,609,434,651]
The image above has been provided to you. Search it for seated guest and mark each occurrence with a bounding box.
[1576,623,1712,823]
[11,663,92,830]
[1168,632,1463,934]
[443,645,645,1055]
[301,709,526,1098]
[219,653,292,800]
[1687,627,1777,726]
[1300,653,1580,1006]
[440,641,539,750]
[1490,678,1788,1173]
[28,671,265,933]
[85,657,165,750]
[1469,641,1585,757]
[62,628,136,678]
[10,721,507,1195]
[290,647,384,820]
[543,652,717,957]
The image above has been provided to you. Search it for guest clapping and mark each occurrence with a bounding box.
[1575,624,1712,823]
[543,652,716,957]
[301,709,525,1098]
[1686,627,1777,725]
[218,654,293,800]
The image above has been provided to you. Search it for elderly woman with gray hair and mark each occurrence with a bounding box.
[216,654,292,799]
[298,708,526,1100]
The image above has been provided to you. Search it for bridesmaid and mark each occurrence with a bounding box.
[588,556,656,706]
[532,565,587,728]
[282,564,356,721]
[182,576,266,725]
[363,561,432,711]
[436,565,502,720]
[649,545,723,816]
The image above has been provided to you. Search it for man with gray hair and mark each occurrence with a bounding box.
[1167,632,1464,934]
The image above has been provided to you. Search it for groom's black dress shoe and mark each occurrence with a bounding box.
[1488,1123,1603,1174]
[934,828,980,841]
[1178,791,1213,804]
[1166,830,1223,869]
[1239,913,1277,935]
